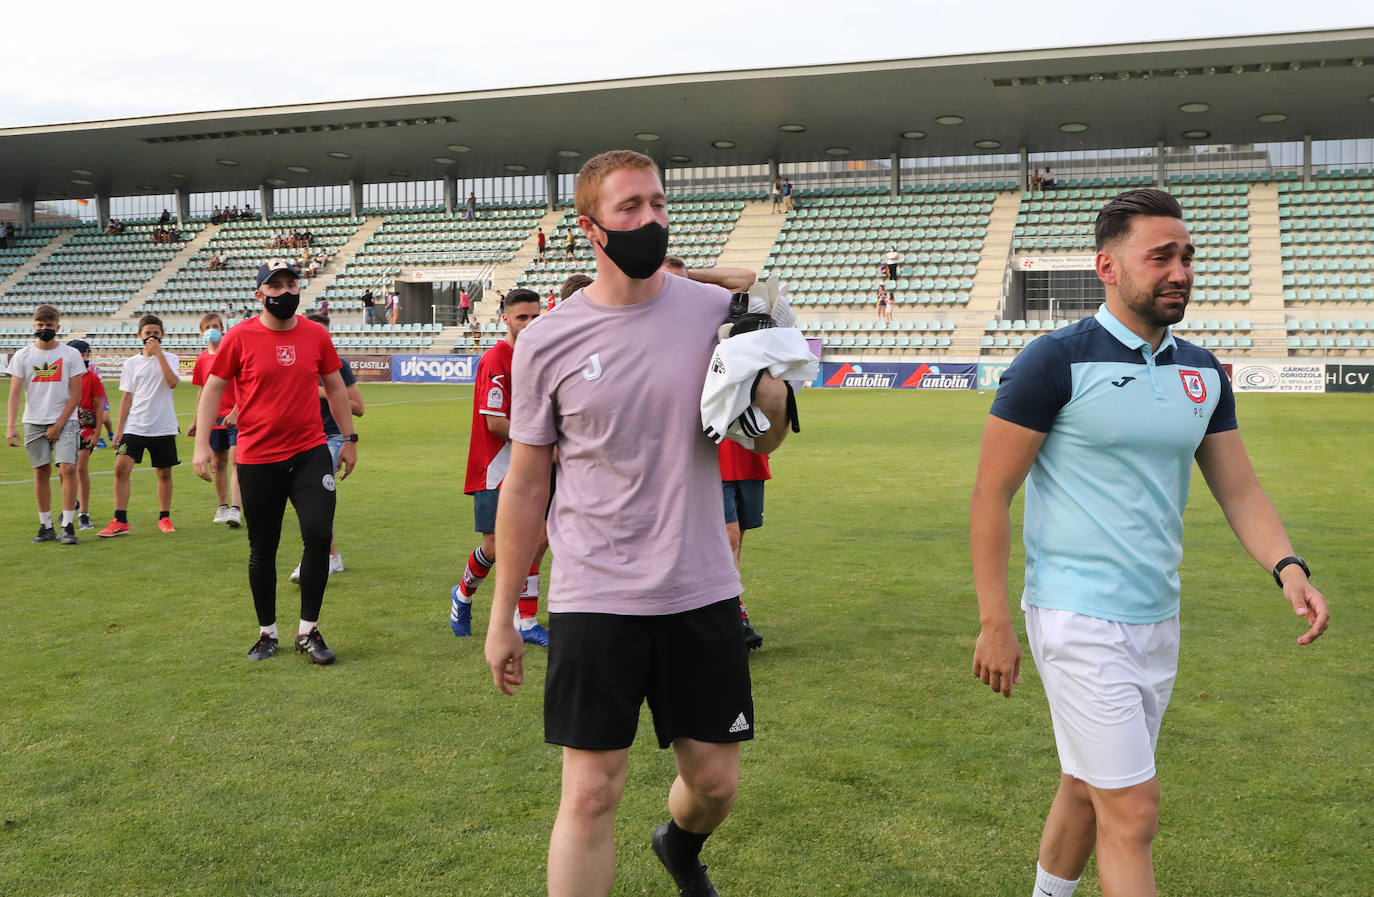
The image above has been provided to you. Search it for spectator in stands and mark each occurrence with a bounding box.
[1042,167,1057,190]
[876,285,891,324]
[565,228,576,257]
[771,177,783,213]
[468,316,482,350]
[465,191,477,220]
[782,178,794,211]
[884,245,901,282]
[212,206,223,224]
[318,297,330,317]
[208,252,224,271]
[242,204,253,219]
[385,291,399,325]
[158,208,171,225]
[560,273,593,301]
[302,228,313,247]
[361,289,377,325]
[3,223,14,246]
[459,288,472,325]
[536,227,546,264]
[546,289,556,311]
[1030,169,1043,192]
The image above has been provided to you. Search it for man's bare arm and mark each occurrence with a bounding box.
[485,441,553,695]
[969,415,1047,697]
[483,413,511,441]
[688,266,756,293]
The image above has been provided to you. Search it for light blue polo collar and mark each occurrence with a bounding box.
[1094,303,1176,357]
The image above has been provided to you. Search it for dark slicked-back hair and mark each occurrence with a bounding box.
[138,314,165,332]
[1094,189,1184,252]
[503,288,540,309]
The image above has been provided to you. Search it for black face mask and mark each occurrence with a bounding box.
[263,292,300,320]
[35,328,57,342]
[589,218,669,280]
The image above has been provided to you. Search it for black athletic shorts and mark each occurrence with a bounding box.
[545,597,754,751]
[117,433,180,468]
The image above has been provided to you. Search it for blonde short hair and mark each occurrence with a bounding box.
[574,150,660,219]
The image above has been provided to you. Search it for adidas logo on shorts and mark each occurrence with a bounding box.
[728,713,750,734]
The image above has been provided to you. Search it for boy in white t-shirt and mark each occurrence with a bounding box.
[99,314,181,537]
[5,304,85,544]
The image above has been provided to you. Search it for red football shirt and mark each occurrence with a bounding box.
[464,339,513,494]
[209,317,341,464]
[718,439,771,482]
[192,349,237,426]
[77,369,107,440]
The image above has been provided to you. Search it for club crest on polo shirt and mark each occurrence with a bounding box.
[275,345,296,366]
[1178,369,1206,403]
[487,386,504,410]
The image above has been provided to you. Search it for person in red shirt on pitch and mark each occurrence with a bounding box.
[192,260,358,665]
[66,340,107,531]
[720,439,771,650]
[187,312,242,527]
[451,288,550,646]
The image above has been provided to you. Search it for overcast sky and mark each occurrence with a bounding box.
[3,2,1369,129]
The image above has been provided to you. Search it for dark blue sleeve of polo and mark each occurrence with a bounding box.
[989,334,1071,433]
[1205,353,1237,434]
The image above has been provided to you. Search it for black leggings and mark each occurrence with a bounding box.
[237,444,336,627]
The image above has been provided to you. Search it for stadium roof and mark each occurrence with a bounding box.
[3,27,1372,202]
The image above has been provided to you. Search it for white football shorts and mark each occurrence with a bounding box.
[1023,602,1181,790]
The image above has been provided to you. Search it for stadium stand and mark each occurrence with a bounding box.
[139,214,362,316]
[2,223,200,317]
[321,204,544,315]
[1279,173,1374,353]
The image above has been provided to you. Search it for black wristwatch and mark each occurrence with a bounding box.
[1272,556,1310,588]
[343,433,359,443]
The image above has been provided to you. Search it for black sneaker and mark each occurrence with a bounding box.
[742,622,763,651]
[32,525,56,544]
[651,824,720,897]
[247,634,278,660]
[58,524,79,545]
[295,628,336,665]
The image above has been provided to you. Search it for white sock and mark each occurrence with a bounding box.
[261,623,279,640]
[39,511,52,526]
[60,509,75,527]
[1033,863,1079,897]
[299,619,317,637]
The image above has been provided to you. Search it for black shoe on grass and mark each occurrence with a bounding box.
[58,524,79,545]
[32,525,56,544]
[247,634,278,661]
[651,824,720,897]
[294,628,336,665]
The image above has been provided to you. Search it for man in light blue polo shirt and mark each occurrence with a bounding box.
[969,189,1330,897]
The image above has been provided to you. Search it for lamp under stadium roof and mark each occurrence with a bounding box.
[1,27,1370,202]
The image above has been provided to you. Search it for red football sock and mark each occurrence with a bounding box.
[459,545,494,598]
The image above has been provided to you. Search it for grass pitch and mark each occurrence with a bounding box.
[0,384,1369,896]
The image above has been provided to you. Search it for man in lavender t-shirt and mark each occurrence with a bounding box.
[484,150,792,897]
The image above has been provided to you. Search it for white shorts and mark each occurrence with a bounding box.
[1023,602,1180,790]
